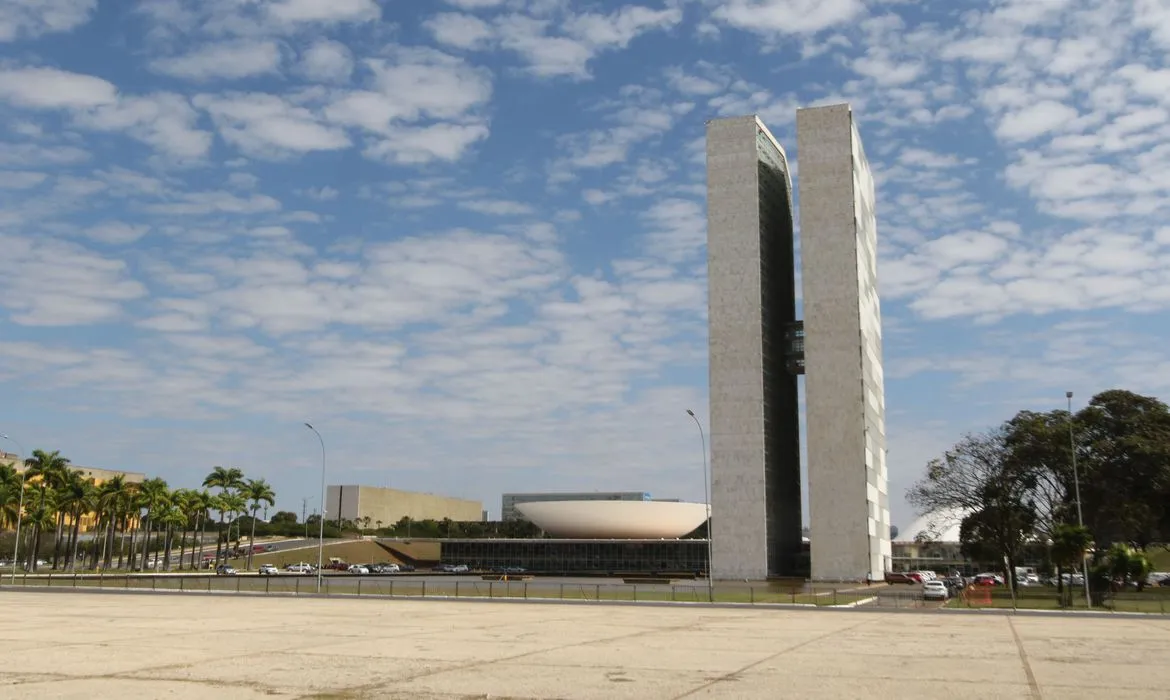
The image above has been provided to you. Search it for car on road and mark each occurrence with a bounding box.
[216,565,237,576]
[922,580,949,601]
[285,563,314,574]
[347,564,370,575]
[370,563,400,574]
[258,564,278,576]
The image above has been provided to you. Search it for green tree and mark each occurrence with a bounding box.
[242,478,276,570]
[909,427,1040,577]
[22,450,71,572]
[1075,390,1170,548]
[270,511,297,526]
[202,466,244,565]
[1049,523,1092,605]
[134,478,170,570]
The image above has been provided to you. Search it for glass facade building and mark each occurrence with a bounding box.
[440,538,708,575]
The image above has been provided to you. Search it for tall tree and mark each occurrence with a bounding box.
[1075,390,1170,548]
[136,478,170,570]
[22,450,71,572]
[202,467,244,565]
[242,479,276,570]
[909,427,1040,580]
[191,490,214,570]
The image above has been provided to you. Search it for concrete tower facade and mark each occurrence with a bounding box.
[797,104,890,582]
[705,104,889,582]
[705,116,803,580]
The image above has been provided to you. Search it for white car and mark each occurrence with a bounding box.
[922,580,949,601]
[347,564,370,575]
[285,563,314,574]
[258,564,279,576]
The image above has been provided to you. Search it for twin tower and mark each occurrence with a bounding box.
[706,105,891,582]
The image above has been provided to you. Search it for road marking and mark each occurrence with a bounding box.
[1008,617,1043,699]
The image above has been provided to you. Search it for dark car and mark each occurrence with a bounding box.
[884,571,917,584]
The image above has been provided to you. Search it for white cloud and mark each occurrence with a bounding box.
[0,234,147,326]
[711,0,864,36]
[997,100,1080,142]
[266,0,380,24]
[144,190,282,215]
[195,92,351,158]
[363,123,490,164]
[83,222,151,245]
[442,0,506,8]
[298,39,354,83]
[151,40,283,81]
[0,170,47,189]
[78,93,213,160]
[0,66,116,108]
[425,12,495,51]
[494,5,683,78]
[0,0,96,42]
[459,199,533,216]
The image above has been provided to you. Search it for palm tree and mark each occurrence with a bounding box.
[136,478,170,570]
[156,504,186,572]
[59,473,95,572]
[22,450,71,572]
[220,492,247,560]
[94,476,126,570]
[242,479,276,570]
[170,489,194,570]
[191,490,214,570]
[202,467,244,565]
[0,463,24,529]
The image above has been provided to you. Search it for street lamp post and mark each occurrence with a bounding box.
[686,410,715,603]
[2,434,26,585]
[304,423,326,594]
[1066,392,1092,609]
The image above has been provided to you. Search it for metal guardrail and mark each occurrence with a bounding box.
[4,574,1166,613]
[0,573,906,607]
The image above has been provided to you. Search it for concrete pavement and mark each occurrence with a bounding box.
[2,591,1169,699]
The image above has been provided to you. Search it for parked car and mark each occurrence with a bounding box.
[883,571,918,584]
[216,565,237,576]
[347,564,370,575]
[973,573,1003,586]
[258,564,278,576]
[922,580,949,601]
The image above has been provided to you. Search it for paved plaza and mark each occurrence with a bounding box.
[2,591,1169,699]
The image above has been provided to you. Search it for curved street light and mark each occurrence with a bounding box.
[304,423,326,594]
[686,410,715,602]
[2,434,26,585]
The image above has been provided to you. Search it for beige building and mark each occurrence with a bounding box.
[1,451,146,532]
[326,485,482,526]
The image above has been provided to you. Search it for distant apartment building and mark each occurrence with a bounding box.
[326,485,482,527]
[502,491,652,522]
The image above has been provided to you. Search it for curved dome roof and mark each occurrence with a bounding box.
[897,508,969,543]
[515,500,710,539]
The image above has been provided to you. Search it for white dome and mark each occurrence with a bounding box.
[898,508,969,543]
[515,500,710,539]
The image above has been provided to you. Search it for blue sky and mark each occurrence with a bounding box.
[1,0,1168,526]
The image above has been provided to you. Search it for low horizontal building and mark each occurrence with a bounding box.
[326,485,482,527]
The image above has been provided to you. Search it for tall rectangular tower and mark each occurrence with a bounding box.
[706,116,804,580]
[797,104,891,581]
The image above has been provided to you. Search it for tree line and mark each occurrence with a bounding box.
[909,389,1170,600]
[0,453,275,572]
